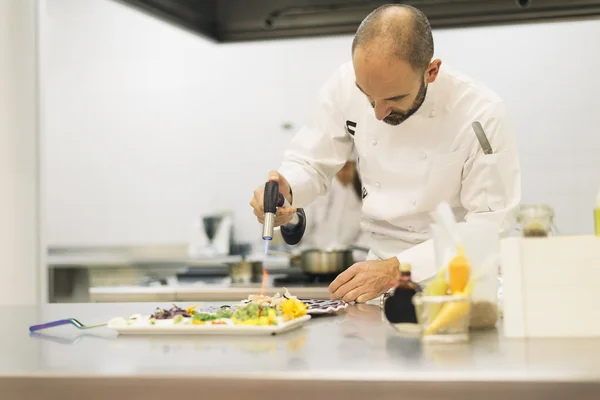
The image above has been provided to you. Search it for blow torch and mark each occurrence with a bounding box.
[262,181,306,245]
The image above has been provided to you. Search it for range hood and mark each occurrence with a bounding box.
[113,0,600,42]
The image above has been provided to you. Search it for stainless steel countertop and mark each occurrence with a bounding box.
[3,302,600,399]
[89,285,332,302]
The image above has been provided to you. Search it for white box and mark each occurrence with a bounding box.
[501,235,600,338]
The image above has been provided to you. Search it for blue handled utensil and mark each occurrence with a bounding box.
[29,318,107,332]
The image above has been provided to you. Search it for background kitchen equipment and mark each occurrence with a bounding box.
[188,211,234,257]
[228,243,263,284]
[228,259,263,285]
[269,246,369,275]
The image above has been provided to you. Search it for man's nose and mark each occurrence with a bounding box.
[372,102,390,121]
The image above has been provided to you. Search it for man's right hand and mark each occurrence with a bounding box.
[250,171,296,226]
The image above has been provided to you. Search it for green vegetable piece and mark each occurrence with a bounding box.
[149,318,156,325]
[173,314,184,324]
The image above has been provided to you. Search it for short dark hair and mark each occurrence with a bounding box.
[352,4,434,72]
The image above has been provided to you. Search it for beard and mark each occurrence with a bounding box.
[382,79,428,126]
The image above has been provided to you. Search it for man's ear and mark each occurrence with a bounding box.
[425,59,442,84]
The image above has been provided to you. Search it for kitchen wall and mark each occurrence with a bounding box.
[41,0,600,248]
[0,0,39,305]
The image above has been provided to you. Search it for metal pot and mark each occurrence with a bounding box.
[228,260,263,284]
[273,246,369,275]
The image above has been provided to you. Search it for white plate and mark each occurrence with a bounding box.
[107,315,311,336]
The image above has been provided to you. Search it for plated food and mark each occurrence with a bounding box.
[107,289,348,336]
[107,297,311,336]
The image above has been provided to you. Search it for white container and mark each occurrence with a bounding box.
[501,235,600,338]
[431,221,500,329]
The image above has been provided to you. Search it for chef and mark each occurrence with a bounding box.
[250,4,521,302]
[299,159,369,258]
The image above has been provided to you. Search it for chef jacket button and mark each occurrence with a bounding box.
[412,199,417,206]
[408,226,414,232]
[420,152,427,160]
[371,140,378,146]
[429,109,436,118]
[375,181,381,188]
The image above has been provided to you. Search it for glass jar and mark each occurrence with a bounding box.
[517,204,555,237]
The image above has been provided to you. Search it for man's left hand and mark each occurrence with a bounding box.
[328,258,401,303]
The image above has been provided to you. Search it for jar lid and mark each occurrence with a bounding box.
[517,204,555,220]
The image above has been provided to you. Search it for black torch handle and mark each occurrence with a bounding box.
[264,181,281,214]
[281,208,306,246]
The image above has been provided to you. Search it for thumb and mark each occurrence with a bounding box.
[267,170,280,182]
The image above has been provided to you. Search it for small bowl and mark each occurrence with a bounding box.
[412,293,471,344]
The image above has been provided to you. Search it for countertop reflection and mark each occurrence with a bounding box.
[2,302,600,399]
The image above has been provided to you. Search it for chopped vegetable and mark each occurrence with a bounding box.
[191,307,233,323]
[150,304,192,320]
[424,281,473,335]
[448,245,471,294]
[186,304,198,314]
[424,267,449,320]
[280,298,307,321]
[134,297,307,329]
[232,303,279,326]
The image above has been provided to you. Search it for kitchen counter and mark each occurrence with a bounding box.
[47,244,290,268]
[89,284,332,302]
[46,244,292,302]
[3,302,600,400]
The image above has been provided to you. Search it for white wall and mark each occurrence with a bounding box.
[0,0,39,304]
[41,0,600,247]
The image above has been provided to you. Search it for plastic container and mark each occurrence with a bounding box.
[412,293,471,343]
[431,221,500,330]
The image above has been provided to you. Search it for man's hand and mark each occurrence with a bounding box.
[250,170,296,226]
[328,258,401,303]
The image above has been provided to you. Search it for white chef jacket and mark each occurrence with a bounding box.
[300,176,368,251]
[278,61,521,283]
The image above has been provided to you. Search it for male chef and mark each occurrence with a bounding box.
[250,4,521,302]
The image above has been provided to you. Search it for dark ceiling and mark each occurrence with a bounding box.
[112,0,600,42]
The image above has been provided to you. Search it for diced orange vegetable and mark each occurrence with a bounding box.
[448,245,471,294]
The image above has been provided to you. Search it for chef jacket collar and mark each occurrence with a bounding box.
[413,77,439,119]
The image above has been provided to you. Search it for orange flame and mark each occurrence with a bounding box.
[260,267,269,296]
